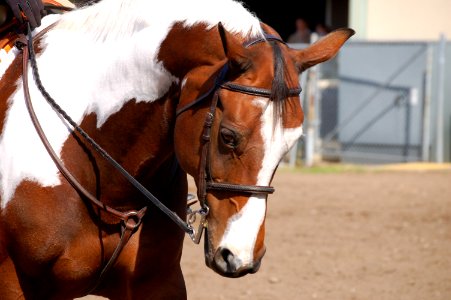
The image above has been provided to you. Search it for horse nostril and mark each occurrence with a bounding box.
[214,247,237,273]
[220,248,233,264]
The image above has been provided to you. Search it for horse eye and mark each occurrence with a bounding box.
[220,128,239,149]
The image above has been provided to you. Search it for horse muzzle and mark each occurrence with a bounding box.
[203,231,266,278]
[210,247,263,278]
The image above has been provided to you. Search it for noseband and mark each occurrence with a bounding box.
[176,34,302,242]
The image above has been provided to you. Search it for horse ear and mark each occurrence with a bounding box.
[291,28,355,72]
[217,22,251,72]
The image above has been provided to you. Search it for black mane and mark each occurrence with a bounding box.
[270,42,295,127]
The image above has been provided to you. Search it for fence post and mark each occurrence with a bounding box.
[435,33,446,163]
[422,44,433,161]
[304,33,319,167]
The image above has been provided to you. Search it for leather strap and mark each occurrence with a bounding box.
[22,32,146,224]
[244,34,286,47]
[207,182,274,194]
[25,24,193,234]
[197,91,220,205]
[87,210,145,293]
[176,64,228,117]
[21,33,147,292]
[23,23,194,235]
[221,82,301,97]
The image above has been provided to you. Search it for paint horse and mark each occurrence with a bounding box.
[0,0,353,299]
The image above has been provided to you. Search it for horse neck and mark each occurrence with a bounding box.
[62,91,180,207]
[23,22,222,206]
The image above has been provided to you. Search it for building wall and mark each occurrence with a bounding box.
[350,0,451,41]
[348,0,451,162]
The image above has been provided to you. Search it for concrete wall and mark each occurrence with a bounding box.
[350,0,451,41]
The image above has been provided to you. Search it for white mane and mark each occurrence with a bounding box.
[57,0,263,41]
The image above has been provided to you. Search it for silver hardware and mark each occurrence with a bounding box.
[187,205,209,244]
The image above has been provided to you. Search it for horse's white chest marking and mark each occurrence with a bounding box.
[219,100,303,263]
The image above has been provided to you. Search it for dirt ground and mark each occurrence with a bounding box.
[82,167,451,300]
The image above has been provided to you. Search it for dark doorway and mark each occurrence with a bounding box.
[242,0,349,41]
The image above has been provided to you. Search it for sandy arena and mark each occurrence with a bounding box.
[81,166,451,300]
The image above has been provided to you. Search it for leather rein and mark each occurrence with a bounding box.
[18,23,301,290]
[19,24,195,292]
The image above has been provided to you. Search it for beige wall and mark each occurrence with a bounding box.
[350,0,451,40]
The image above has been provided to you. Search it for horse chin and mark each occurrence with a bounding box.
[203,230,264,278]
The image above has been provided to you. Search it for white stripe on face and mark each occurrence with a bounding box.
[218,194,266,265]
[218,100,303,263]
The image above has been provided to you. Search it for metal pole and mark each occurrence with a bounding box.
[304,70,316,167]
[435,34,446,163]
[404,91,412,162]
[421,44,433,161]
[304,33,319,167]
[288,140,298,168]
[285,71,308,168]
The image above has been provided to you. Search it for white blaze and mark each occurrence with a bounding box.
[219,99,303,264]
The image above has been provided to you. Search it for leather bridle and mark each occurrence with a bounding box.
[176,34,302,242]
[18,24,301,290]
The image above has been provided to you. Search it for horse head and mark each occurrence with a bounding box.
[174,23,354,277]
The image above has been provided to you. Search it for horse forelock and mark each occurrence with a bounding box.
[270,43,287,126]
[269,42,300,129]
